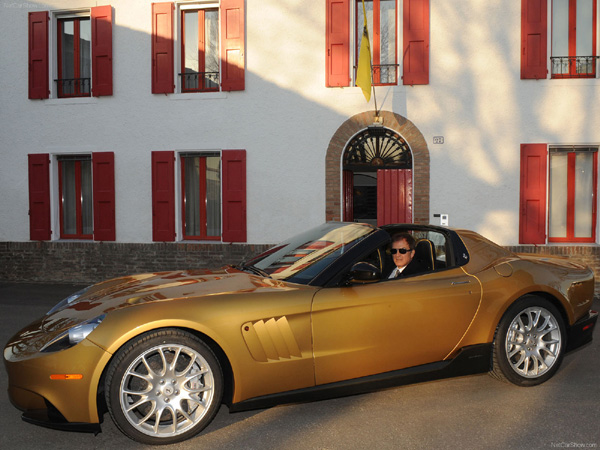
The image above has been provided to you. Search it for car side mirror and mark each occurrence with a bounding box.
[348,262,381,284]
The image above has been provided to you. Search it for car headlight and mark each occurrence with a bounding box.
[46,286,91,315]
[40,314,106,353]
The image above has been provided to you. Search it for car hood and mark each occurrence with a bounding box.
[41,268,298,333]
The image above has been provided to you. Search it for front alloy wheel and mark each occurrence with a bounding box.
[105,329,223,444]
[491,297,566,386]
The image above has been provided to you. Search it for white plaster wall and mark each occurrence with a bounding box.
[1,0,599,246]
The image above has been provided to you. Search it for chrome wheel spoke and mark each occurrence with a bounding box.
[119,343,215,438]
[504,306,562,378]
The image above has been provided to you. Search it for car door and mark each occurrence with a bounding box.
[311,267,482,385]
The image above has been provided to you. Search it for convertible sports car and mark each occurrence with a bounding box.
[4,222,598,444]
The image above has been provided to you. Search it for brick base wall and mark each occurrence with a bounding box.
[0,241,272,284]
[1,242,598,295]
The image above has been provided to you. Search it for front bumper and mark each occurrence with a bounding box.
[566,310,598,352]
[4,326,111,426]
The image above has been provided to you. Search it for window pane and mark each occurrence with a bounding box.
[380,0,396,83]
[79,19,91,94]
[81,160,93,235]
[60,20,75,94]
[576,0,594,56]
[184,157,201,236]
[205,10,219,89]
[549,153,568,238]
[183,11,199,90]
[206,156,221,236]
[357,0,374,61]
[574,152,594,238]
[61,161,77,235]
[552,0,569,59]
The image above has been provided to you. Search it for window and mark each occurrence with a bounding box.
[58,155,93,238]
[326,0,429,88]
[151,150,246,242]
[181,7,219,92]
[181,153,221,239]
[521,0,598,79]
[57,17,91,97]
[519,144,598,244]
[355,0,398,85]
[27,153,116,241]
[28,7,113,99]
[151,0,245,94]
[551,0,598,78]
[548,147,598,241]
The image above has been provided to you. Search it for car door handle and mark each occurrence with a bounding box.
[451,281,470,286]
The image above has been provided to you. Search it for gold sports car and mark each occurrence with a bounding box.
[4,222,598,445]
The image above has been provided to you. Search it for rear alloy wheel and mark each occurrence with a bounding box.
[105,329,223,445]
[491,297,566,386]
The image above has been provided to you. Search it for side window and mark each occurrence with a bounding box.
[519,144,598,244]
[180,153,221,240]
[27,153,116,241]
[551,0,597,78]
[181,7,219,92]
[325,0,430,88]
[57,17,91,97]
[355,0,398,86]
[58,155,93,238]
[151,150,247,243]
[151,0,245,94]
[521,0,598,80]
[28,6,113,99]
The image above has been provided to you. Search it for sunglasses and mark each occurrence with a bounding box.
[390,248,412,255]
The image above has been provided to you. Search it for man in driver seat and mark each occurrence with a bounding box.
[388,233,427,278]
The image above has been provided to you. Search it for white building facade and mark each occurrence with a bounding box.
[1,0,599,283]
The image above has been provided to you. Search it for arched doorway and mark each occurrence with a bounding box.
[342,126,413,225]
[325,110,430,225]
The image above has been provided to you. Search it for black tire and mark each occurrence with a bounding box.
[491,296,566,386]
[104,329,223,445]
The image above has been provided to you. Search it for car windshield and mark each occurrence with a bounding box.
[244,222,376,284]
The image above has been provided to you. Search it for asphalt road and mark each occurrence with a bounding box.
[1,283,599,450]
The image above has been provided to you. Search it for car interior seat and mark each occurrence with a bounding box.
[414,239,435,271]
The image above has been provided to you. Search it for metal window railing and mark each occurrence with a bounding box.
[55,78,91,98]
[179,71,220,92]
[353,64,399,85]
[551,56,599,78]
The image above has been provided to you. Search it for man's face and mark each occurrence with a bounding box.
[391,238,414,269]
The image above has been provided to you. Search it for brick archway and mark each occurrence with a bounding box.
[325,110,430,224]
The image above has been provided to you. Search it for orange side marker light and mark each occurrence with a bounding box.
[50,374,83,380]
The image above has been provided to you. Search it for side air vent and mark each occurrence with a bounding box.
[241,317,302,362]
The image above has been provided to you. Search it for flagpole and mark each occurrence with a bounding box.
[371,68,379,120]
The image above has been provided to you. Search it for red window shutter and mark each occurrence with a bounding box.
[221,0,245,91]
[377,169,413,226]
[28,11,49,99]
[521,0,548,79]
[92,152,116,241]
[152,2,174,94]
[403,0,430,85]
[519,144,548,244]
[222,150,247,242]
[28,154,51,240]
[343,170,354,221]
[325,0,350,87]
[152,151,176,241]
[91,6,113,97]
